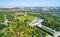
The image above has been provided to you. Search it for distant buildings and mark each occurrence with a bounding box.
[42,7,49,11]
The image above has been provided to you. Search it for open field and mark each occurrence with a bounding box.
[17,15,35,22]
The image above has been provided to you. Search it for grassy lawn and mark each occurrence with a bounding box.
[17,15,35,22]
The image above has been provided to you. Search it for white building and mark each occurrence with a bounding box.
[1,15,9,25]
[54,32,60,37]
[29,18,43,27]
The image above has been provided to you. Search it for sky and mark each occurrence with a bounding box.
[0,0,60,7]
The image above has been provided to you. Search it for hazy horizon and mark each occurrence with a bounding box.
[0,0,60,8]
